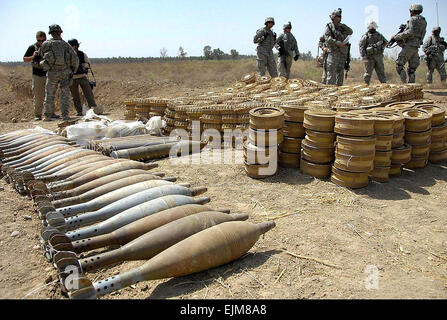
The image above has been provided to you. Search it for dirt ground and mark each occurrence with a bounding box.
[0,64,446,300]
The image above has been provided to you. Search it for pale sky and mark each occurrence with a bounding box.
[0,0,444,62]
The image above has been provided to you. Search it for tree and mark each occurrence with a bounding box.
[212,48,225,60]
[300,50,314,61]
[203,45,212,60]
[160,47,168,59]
[230,49,239,60]
[178,46,187,59]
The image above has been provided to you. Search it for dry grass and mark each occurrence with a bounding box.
[0,58,445,123]
[4,57,445,88]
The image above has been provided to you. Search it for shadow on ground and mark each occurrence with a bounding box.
[146,249,282,299]
[424,90,447,97]
[354,163,447,200]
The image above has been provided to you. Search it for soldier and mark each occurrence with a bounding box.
[391,4,427,83]
[359,21,388,85]
[253,17,278,77]
[38,24,79,121]
[323,8,353,86]
[422,27,446,84]
[275,22,299,79]
[23,31,49,121]
[318,35,329,84]
[68,39,101,116]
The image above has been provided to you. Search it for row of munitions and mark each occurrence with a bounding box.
[0,130,275,299]
[84,134,206,161]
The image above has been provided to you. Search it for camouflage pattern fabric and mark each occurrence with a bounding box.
[278,55,293,79]
[394,14,427,83]
[422,35,447,83]
[276,32,298,79]
[38,37,79,118]
[319,35,328,84]
[254,27,278,77]
[44,70,72,118]
[359,31,388,84]
[324,22,353,85]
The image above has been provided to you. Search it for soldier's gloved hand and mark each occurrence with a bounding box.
[294,54,299,61]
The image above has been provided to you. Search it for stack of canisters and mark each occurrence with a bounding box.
[387,111,411,177]
[244,107,284,179]
[148,98,170,118]
[331,113,375,189]
[300,109,336,179]
[402,109,432,169]
[123,99,137,120]
[367,113,395,182]
[134,98,152,119]
[278,105,308,168]
[417,105,447,163]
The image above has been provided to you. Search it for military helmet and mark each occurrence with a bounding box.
[68,39,79,47]
[330,8,342,19]
[410,4,423,13]
[265,17,275,25]
[49,24,62,34]
[433,26,441,33]
[283,21,292,30]
[367,21,378,30]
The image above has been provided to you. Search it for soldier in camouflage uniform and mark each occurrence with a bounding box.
[392,4,427,83]
[275,22,299,79]
[323,8,353,86]
[39,24,79,121]
[422,27,447,84]
[359,21,388,85]
[318,35,329,84]
[253,17,278,77]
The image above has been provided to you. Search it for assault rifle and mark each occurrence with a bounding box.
[387,24,406,48]
[344,43,351,79]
